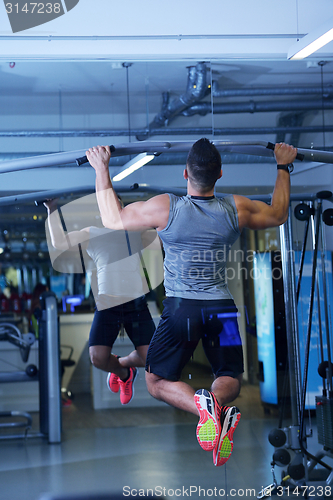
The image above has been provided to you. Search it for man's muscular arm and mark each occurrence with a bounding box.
[86,145,170,232]
[44,199,90,250]
[234,143,297,231]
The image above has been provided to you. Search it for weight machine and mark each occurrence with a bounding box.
[0,292,62,443]
[259,191,333,498]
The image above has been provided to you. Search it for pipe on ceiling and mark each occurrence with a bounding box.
[136,62,208,141]
[181,99,333,117]
[211,81,333,98]
[135,60,333,139]
[1,124,333,140]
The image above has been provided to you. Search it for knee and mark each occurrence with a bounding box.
[235,374,243,397]
[145,371,155,396]
[230,376,242,402]
[228,375,242,401]
[89,347,107,370]
[136,345,149,366]
[145,371,161,399]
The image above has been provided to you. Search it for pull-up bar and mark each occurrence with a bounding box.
[0,140,332,176]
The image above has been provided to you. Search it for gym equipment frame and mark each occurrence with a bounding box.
[259,193,333,498]
[0,292,62,443]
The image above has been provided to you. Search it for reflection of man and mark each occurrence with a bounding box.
[87,138,297,466]
[44,199,157,405]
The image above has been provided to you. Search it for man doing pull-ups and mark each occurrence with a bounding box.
[86,138,297,466]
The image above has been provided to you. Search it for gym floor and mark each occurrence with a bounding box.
[1,368,333,500]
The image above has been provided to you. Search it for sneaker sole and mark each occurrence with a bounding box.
[194,389,220,451]
[214,407,241,466]
[120,368,138,405]
[106,373,119,394]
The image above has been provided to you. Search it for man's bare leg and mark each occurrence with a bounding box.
[118,345,148,369]
[211,374,243,407]
[145,371,242,414]
[89,345,149,380]
[145,371,198,414]
[89,345,128,379]
[146,370,242,463]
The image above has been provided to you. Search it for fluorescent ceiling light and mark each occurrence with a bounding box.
[288,17,333,60]
[112,153,155,182]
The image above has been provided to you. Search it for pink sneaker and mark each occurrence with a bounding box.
[119,367,138,405]
[213,406,241,466]
[194,389,221,451]
[106,372,120,394]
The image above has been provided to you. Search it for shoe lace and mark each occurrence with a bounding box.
[120,369,133,395]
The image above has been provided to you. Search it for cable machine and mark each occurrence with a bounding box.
[259,192,333,498]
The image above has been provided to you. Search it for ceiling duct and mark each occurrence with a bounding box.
[2,124,333,142]
[136,62,208,141]
[211,81,333,98]
[181,99,333,117]
[135,63,333,139]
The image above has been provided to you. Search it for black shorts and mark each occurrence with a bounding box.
[146,297,244,381]
[89,296,156,348]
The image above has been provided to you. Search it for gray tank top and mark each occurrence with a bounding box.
[86,227,145,301]
[158,194,240,300]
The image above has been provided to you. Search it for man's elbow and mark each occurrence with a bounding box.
[101,216,123,230]
[278,212,289,226]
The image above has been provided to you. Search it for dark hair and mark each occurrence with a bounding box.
[186,138,222,192]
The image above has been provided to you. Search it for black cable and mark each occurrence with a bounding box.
[298,201,332,471]
[296,218,310,303]
[299,203,321,443]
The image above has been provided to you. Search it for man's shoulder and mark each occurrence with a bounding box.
[147,193,171,209]
[233,194,250,209]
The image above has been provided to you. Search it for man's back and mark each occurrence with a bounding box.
[158,194,240,300]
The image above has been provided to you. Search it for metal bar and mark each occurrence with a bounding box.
[279,212,303,426]
[0,432,44,440]
[2,124,333,138]
[0,371,38,383]
[0,185,319,207]
[300,202,322,441]
[0,411,32,428]
[320,221,333,395]
[212,84,333,98]
[0,34,306,41]
[310,212,326,395]
[0,142,172,174]
[0,140,332,175]
[45,294,62,444]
